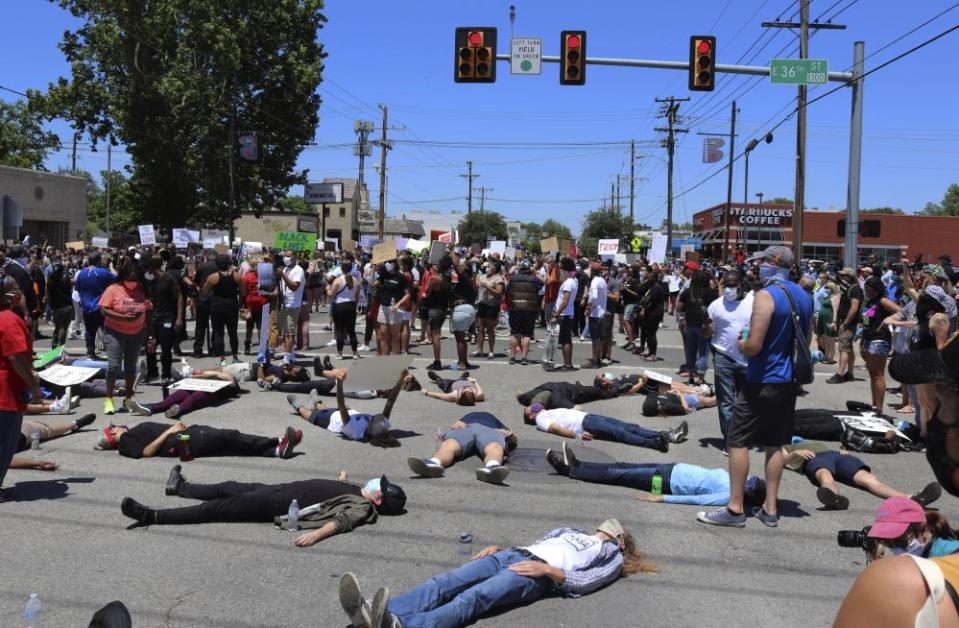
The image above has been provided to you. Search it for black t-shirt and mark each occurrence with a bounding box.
[194,262,217,302]
[461,411,506,429]
[151,271,179,323]
[642,393,687,417]
[679,288,717,326]
[282,479,362,507]
[621,278,642,305]
[48,275,73,309]
[836,284,864,331]
[378,272,410,307]
[861,298,894,342]
[644,282,666,315]
[118,422,178,459]
[453,266,477,303]
[263,363,309,382]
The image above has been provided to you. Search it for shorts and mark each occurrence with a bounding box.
[476,303,500,321]
[726,382,797,448]
[395,309,412,324]
[308,408,336,429]
[624,303,638,321]
[861,339,891,356]
[451,304,476,332]
[838,328,855,351]
[803,450,869,486]
[377,305,401,326]
[20,419,54,444]
[509,311,537,338]
[685,393,699,410]
[445,424,506,460]
[558,316,574,345]
[603,313,615,339]
[103,327,147,378]
[588,316,608,342]
[279,307,300,335]
[418,306,429,321]
[428,308,447,330]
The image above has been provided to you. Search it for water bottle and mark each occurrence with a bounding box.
[740,326,750,341]
[177,434,193,462]
[31,430,40,451]
[288,499,300,532]
[651,471,663,497]
[180,358,191,379]
[791,436,806,445]
[458,532,473,558]
[811,350,824,364]
[23,593,41,626]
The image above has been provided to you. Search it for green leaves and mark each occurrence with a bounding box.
[0,100,61,170]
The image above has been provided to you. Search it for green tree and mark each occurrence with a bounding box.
[579,209,635,256]
[541,219,573,242]
[457,211,508,249]
[0,100,61,169]
[33,0,327,228]
[79,168,136,237]
[920,201,943,215]
[942,183,959,216]
[277,195,311,213]
[863,207,904,214]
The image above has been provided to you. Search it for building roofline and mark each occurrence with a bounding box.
[0,163,88,183]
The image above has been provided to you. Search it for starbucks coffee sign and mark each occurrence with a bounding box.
[729,207,793,226]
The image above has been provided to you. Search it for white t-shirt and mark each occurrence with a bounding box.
[559,277,578,317]
[325,408,361,433]
[588,276,607,318]
[707,291,754,365]
[523,530,603,571]
[667,273,681,293]
[535,408,586,433]
[281,263,306,308]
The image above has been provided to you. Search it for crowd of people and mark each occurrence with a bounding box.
[2,236,959,627]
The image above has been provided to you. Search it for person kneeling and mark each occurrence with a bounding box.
[407,411,516,484]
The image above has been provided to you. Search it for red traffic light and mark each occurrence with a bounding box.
[566,34,581,49]
[468,31,483,46]
[697,40,711,55]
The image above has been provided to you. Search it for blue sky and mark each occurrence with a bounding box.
[2,0,958,232]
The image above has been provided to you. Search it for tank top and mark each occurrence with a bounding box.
[333,276,357,304]
[211,272,239,306]
[746,280,813,384]
[425,275,452,310]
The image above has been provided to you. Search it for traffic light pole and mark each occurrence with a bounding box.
[844,42,865,269]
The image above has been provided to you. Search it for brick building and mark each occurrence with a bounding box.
[693,202,959,263]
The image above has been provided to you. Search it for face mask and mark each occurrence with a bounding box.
[123,280,139,290]
[144,272,155,281]
[283,256,293,267]
[363,478,381,494]
[759,264,789,284]
[723,287,739,301]
[889,538,925,557]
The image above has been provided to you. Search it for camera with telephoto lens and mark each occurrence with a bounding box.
[837,526,878,552]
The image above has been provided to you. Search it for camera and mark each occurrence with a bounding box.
[837,526,878,552]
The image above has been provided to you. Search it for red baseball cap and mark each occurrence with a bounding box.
[867,497,926,539]
[685,261,700,271]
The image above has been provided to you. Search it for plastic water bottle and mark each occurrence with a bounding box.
[31,430,40,451]
[791,436,806,445]
[180,358,191,379]
[458,532,473,558]
[740,326,750,341]
[177,435,193,462]
[811,350,825,364]
[651,471,663,497]
[288,499,300,532]
[23,593,41,626]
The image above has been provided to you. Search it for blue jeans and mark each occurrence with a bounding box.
[83,310,104,358]
[682,325,709,376]
[570,460,675,492]
[583,414,662,449]
[0,410,25,487]
[388,549,551,628]
[713,351,747,439]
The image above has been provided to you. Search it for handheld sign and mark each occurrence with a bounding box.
[372,240,397,265]
[540,237,559,254]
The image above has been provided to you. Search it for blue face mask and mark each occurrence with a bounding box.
[363,478,381,493]
[759,264,789,284]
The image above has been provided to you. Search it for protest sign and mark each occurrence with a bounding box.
[169,378,234,393]
[429,241,447,264]
[343,354,414,393]
[214,243,229,255]
[39,364,100,387]
[489,240,506,256]
[274,231,316,251]
[643,369,673,386]
[649,233,668,263]
[838,415,911,441]
[138,224,156,246]
[257,262,275,295]
[65,240,85,252]
[33,345,65,369]
[540,237,559,254]
[372,239,397,265]
[91,237,110,248]
[597,239,620,256]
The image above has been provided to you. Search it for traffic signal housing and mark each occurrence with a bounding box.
[455,27,497,83]
[560,30,586,86]
[238,132,258,162]
[689,36,716,91]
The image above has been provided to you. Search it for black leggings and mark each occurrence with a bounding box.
[146,320,177,379]
[270,379,336,394]
[245,309,262,347]
[642,313,662,356]
[210,301,239,359]
[332,302,358,353]
[52,305,73,348]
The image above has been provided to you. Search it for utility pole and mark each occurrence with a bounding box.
[763,2,846,256]
[722,101,737,259]
[477,186,493,213]
[615,174,621,216]
[844,42,865,269]
[655,96,689,257]
[106,134,112,238]
[460,161,478,213]
[377,104,390,239]
[610,181,615,214]
[629,140,636,222]
[353,120,375,227]
[71,133,77,173]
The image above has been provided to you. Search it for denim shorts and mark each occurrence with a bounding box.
[451,304,477,332]
[861,339,891,356]
[803,450,869,485]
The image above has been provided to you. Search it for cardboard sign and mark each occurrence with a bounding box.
[169,378,234,393]
[138,224,156,246]
[489,240,506,256]
[429,241,448,265]
[342,239,355,253]
[33,345,65,369]
[643,369,673,386]
[274,231,316,251]
[65,240,85,252]
[343,354,414,393]
[214,243,229,255]
[649,234,668,263]
[597,239,619,256]
[39,364,100,387]
[91,237,110,248]
[372,239,397,265]
[838,414,911,442]
[540,237,559,254]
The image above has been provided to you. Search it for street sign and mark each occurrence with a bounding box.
[770,59,828,85]
[510,37,542,75]
[305,182,344,204]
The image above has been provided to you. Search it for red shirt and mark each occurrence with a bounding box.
[0,309,32,411]
[242,271,269,310]
[99,283,153,335]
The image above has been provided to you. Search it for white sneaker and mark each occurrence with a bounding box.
[326,339,337,347]
[357,344,370,352]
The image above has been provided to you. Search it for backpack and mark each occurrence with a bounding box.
[772,284,814,386]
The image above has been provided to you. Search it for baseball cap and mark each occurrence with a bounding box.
[601,258,613,268]
[377,475,407,515]
[529,403,544,414]
[867,497,926,539]
[367,414,390,440]
[837,267,857,278]
[519,258,532,269]
[746,245,794,268]
[684,260,700,271]
[596,518,626,539]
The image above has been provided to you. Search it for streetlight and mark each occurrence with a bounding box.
[743,132,773,206]
[755,192,764,252]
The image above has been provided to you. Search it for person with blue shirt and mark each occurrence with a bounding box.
[699,245,813,529]
[73,251,116,359]
[546,441,766,507]
[407,411,517,484]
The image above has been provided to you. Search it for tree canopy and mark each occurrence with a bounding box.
[579,209,636,256]
[457,211,508,248]
[0,100,61,169]
[33,0,327,229]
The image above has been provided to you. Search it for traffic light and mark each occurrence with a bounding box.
[560,30,586,85]
[689,36,716,91]
[454,27,497,83]
[238,132,258,162]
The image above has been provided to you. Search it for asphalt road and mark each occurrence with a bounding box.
[2,312,943,627]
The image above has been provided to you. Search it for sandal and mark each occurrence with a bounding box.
[896,405,916,414]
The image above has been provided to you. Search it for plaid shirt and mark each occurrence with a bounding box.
[526,527,623,597]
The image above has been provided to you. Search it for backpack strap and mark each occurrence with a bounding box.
[908,555,945,628]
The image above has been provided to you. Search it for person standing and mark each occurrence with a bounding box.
[202,254,245,366]
[242,260,269,356]
[677,269,718,386]
[828,267,863,384]
[636,269,667,361]
[276,250,305,364]
[859,275,900,413]
[144,256,183,383]
[584,258,608,369]
[698,246,812,528]
[450,254,477,370]
[474,260,505,359]
[327,258,361,360]
[191,255,217,358]
[0,278,41,501]
[504,259,542,365]
[549,257,579,371]
[46,259,74,348]
[707,269,753,447]
[74,251,115,359]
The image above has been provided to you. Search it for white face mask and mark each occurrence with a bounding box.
[283,256,293,267]
[723,287,739,301]
[144,272,155,281]
[890,538,926,557]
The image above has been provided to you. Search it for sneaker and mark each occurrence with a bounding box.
[407,457,444,478]
[427,371,441,383]
[667,420,689,444]
[426,360,443,371]
[844,371,855,382]
[164,404,181,419]
[70,395,81,410]
[120,497,154,525]
[911,482,943,507]
[751,506,780,527]
[508,357,517,365]
[126,399,153,416]
[286,394,301,410]
[278,427,300,459]
[357,344,370,352]
[369,588,391,628]
[476,464,510,484]
[309,388,322,408]
[165,464,185,496]
[653,433,670,453]
[338,573,372,628]
[519,357,529,366]
[103,397,116,415]
[816,487,850,511]
[486,353,495,360]
[326,339,338,347]
[546,449,570,476]
[825,374,845,384]
[697,506,746,527]
[323,355,335,372]
[313,356,323,377]
[73,413,96,430]
[561,440,581,468]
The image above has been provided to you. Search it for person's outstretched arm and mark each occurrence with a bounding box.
[381,370,407,418]
[293,521,337,547]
